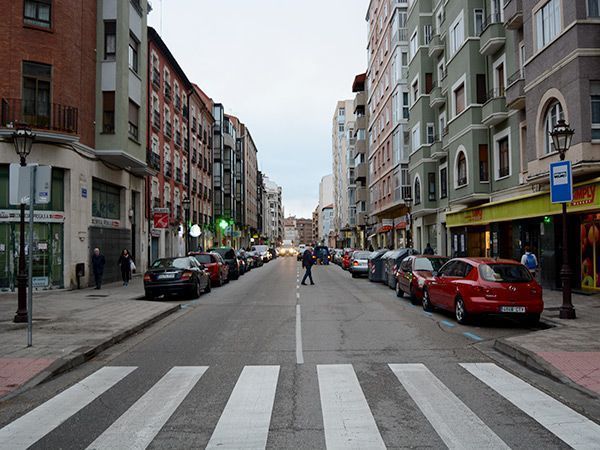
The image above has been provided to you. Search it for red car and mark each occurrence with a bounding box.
[422,257,543,325]
[342,250,354,270]
[396,255,449,302]
[190,252,229,287]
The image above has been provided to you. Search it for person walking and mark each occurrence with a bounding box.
[301,248,315,286]
[423,243,435,255]
[521,246,539,277]
[118,249,133,287]
[91,248,106,289]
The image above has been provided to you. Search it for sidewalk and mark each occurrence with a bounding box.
[0,278,180,401]
[495,289,600,397]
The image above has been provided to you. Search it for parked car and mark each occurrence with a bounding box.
[247,250,264,267]
[349,251,372,278]
[144,256,211,300]
[422,257,544,325]
[208,247,240,280]
[268,247,278,259]
[368,249,389,282]
[333,249,344,265]
[383,248,416,289]
[396,255,449,302]
[251,245,271,262]
[236,250,248,275]
[190,252,229,287]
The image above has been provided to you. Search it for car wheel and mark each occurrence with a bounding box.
[204,279,211,294]
[145,290,154,300]
[193,281,202,299]
[455,296,469,324]
[215,275,222,287]
[524,313,540,327]
[409,286,419,305]
[422,288,433,312]
[395,281,404,298]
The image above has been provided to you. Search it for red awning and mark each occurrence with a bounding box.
[395,222,407,230]
[378,225,393,233]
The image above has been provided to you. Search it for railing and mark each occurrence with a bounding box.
[147,150,161,170]
[480,12,503,36]
[440,67,447,81]
[486,87,506,101]
[164,83,172,100]
[1,98,78,134]
[165,121,172,139]
[507,69,524,86]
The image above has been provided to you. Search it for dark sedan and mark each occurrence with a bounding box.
[144,256,211,300]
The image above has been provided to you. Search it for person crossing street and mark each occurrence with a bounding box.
[301,247,315,285]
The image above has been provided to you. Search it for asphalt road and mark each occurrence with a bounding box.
[1,257,600,449]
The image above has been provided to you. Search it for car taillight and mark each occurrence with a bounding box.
[143,273,152,282]
[181,271,193,281]
[474,285,497,299]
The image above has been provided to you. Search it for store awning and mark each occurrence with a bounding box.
[447,178,600,228]
[378,225,393,233]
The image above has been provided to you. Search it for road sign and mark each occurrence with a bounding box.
[9,164,52,205]
[153,212,169,229]
[550,160,573,203]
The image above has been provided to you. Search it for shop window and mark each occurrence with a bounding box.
[92,179,121,219]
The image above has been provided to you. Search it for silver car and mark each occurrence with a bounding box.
[349,251,372,278]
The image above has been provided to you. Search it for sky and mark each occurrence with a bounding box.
[147,0,368,219]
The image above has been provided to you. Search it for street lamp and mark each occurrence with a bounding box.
[550,119,576,319]
[182,198,191,255]
[12,126,35,323]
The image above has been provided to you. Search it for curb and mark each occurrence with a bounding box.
[0,303,181,403]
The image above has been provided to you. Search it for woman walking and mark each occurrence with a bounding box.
[118,249,134,287]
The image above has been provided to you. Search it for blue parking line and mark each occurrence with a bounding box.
[422,311,433,317]
[407,303,416,308]
[441,320,456,328]
[463,332,483,341]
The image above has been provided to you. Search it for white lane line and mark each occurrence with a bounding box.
[389,364,508,449]
[296,304,304,364]
[87,366,207,450]
[461,363,600,449]
[296,292,300,299]
[317,364,386,450]
[0,366,136,450]
[206,366,280,450]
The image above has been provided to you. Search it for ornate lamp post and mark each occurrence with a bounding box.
[549,119,576,319]
[182,198,191,255]
[12,126,35,323]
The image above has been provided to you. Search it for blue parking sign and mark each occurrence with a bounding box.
[550,160,573,203]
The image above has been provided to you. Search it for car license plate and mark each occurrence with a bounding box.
[158,273,175,280]
[500,306,526,313]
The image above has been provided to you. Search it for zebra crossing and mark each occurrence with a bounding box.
[1,362,600,449]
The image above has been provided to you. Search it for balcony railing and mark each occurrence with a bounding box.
[147,150,161,170]
[486,87,506,101]
[507,69,524,86]
[480,12,503,36]
[1,98,78,134]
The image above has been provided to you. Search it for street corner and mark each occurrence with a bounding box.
[0,358,56,400]
[537,351,600,396]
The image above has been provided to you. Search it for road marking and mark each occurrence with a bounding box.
[422,311,433,317]
[297,284,300,289]
[87,366,207,449]
[461,363,600,448]
[296,304,304,364]
[0,366,136,450]
[389,364,508,449]
[441,320,456,327]
[317,364,386,450]
[463,332,483,341]
[296,292,300,299]
[206,366,280,450]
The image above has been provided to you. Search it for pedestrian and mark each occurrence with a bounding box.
[423,243,435,255]
[118,249,134,287]
[368,244,374,252]
[91,247,105,290]
[521,246,539,277]
[301,248,315,286]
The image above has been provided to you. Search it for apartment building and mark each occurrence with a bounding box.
[296,218,313,245]
[318,174,334,242]
[0,0,150,289]
[331,100,356,247]
[263,176,283,245]
[352,73,370,249]
[241,124,259,246]
[283,217,298,243]
[366,0,412,251]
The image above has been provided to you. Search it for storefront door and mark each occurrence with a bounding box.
[581,214,600,290]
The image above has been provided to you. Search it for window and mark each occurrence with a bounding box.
[426,123,435,144]
[474,8,484,35]
[414,176,421,205]
[590,0,600,17]
[456,151,468,187]
[440,166,448,198]
[339,107,345,118]
[592,82,600,140]
[412,79,419,104]
[104,21,116,60]
[22,61,51,126]
[128,100,139,141]
[402,92,410,119]
[449,13,464,55]
[338,123,344,133]
[497,137,510,178]
[102,92,115,134]
[544,100,564,154]
[411,123,420,151]
[128,33,139,73]
[24,0,51,28]
[535,0,561,50]
[476,74,487,104]
[409,31,418,59]
[92,179,121,220]
[425,73,433,94]
[454,83,465,115]
[424,25,433,44]
[428,173,436,201]
[479,144,489,181]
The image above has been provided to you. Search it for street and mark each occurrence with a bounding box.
[0,257,599,449]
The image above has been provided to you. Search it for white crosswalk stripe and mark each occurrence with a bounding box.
[87,366,208,450]
[389,363,509,449]
[461,363,600,449]
[317,364,386,450]
[206,365,280,450]
[0,366,136,450]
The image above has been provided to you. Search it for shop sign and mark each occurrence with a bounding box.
[153,212,169,229]
[0,210,65,223]
[32,276,49,288]
[464,208,483,223]
[150,228,162,237]
[91,217,121,228]
[571,185,596,206]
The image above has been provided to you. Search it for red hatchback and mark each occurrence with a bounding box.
[422,257,543,325]
[396,255,449,302]
[190,252,229,287]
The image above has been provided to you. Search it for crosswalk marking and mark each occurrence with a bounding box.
[461,363,600,449]
[87,366,208,450]
[206,365,280,450]
[389,363,509,449]
[0,366,136,450]
[317,364,386,450]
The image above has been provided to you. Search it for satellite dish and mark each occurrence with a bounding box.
[189,224,201,238]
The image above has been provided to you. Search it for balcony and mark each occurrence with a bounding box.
[428,34,445,58]
[430,138,446,159]
[147,150,161,170]
[1,98,78,136]
[353,91,366,112]
[482,88,508,126]
[356,187,367,203]
[479,14,505,55]
[429,84,446,108]
[356,115,367,130]
[355,161,367,181]
[504,0,523,30]
[506,70,526,110]
[391,27,408,46]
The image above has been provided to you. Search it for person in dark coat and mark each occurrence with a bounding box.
[91,247,106,289]
[423,243,435,255]
[118,249,133,287]
[301,248,315,285]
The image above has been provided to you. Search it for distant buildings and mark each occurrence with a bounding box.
[296,218,313,245]
[263,176,283,245]
[318,174,334,243]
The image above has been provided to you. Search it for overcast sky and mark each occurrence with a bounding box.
[148,0,368,219]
